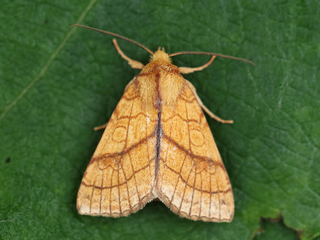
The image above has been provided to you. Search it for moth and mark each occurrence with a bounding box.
[74,25,253,222]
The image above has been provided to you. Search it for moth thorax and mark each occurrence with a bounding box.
[150,50,171,64]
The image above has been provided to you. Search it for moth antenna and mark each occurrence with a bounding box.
[169,51,255,66]
[71,24,154,55]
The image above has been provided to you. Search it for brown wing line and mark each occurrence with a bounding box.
[111,111,157,124]
[89,176,98,215]
[161,164,232,195]
[80,162,152,190]
[119,162,131,213]
[168,152,187,204]
[83,175,154,215]
[162,134,225,169]
[91,132,156,162]
[177,163,196,213]
[161,111,203,124]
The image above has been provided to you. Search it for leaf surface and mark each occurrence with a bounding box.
[1,1,319,239]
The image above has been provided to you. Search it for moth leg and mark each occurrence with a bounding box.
[113,39,144,69]
[185,80,233,124]
[179,56,216,74]
[94,123,108,131]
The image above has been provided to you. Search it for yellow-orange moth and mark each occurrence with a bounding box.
[73,25,254,222]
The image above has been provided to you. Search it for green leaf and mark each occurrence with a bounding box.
[1,0,319,239]
[253,219,300,240]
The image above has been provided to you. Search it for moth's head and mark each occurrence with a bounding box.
[150,48,171,64]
